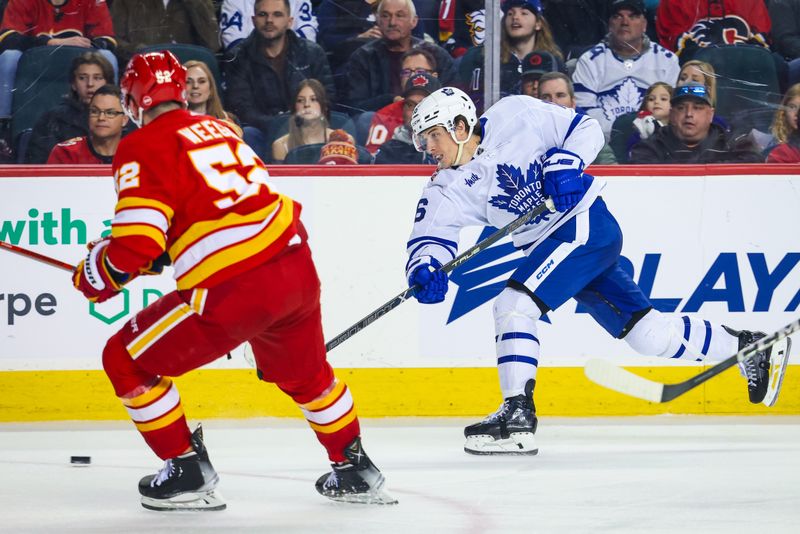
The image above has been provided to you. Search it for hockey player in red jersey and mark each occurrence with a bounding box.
[71,50,396,510]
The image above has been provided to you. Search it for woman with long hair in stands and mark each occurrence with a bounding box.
[271,78,355,163]
[184,60,242,136]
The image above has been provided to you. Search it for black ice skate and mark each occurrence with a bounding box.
[315,437,397,505]
[464,379,538,455]
[139,424,226,511]
[725,326,792,406]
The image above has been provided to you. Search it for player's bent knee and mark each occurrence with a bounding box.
[102,331,152,397]
[493,287,542,322]
[624,309,674,357]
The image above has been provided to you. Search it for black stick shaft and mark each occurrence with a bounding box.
[325,199,555,352]
[661,317,800,401]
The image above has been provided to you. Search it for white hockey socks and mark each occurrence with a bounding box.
[625,309,738,362]
[493,288,541,398]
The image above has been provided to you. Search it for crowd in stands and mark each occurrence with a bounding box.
[1,0,800,165]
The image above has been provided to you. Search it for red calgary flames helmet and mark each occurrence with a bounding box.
[120,50,187,125]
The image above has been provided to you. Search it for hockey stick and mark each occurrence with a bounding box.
[584,317,800,403]
[0,240,74,272]
[324,198,557,352]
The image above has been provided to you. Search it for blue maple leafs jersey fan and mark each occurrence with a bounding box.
[406,95,604,277]
[573,39,679,139]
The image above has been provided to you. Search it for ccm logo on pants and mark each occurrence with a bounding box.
[535,259,555,280]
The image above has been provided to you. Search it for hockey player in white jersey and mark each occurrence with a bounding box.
[405,87,791,455]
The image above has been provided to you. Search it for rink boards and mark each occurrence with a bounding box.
[0,164,798,420]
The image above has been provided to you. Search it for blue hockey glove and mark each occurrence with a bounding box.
[542,147,586,212]
[408,258,449,304]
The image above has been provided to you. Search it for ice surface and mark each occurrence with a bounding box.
[1,417,799,533]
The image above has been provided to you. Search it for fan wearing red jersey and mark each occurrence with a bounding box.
[72,50,395,511]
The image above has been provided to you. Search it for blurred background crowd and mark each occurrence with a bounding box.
[0,0,798,166]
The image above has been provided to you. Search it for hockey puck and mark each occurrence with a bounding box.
[70,456,91,466]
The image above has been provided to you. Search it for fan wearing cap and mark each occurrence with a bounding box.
[72,50,395,511]
[365,47,439,154]
[374,71,440,164]
[519,50,560,97]
[629,82,761,164]
[573,0,679,139]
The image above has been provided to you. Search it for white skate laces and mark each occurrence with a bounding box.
[151,459,178,488]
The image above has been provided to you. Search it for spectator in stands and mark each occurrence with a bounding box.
[457,0,562,113]
[573,0,679,140]
[629,82,762,164]
[111,0,220,63]
[26,51,114,163]
[220,0,318,53]
[656,0,770,59]
[769,0,800,87]
[374,71,439,165]
[365,47,438,154]
[271,79,355,163]
[536,71,617,164]
[184,60,242,136]
[438,0,484,58]
[318,129,360,164]
[519,50,560,97]
[766,83,800,162]
[47,84,127,164]
[343,0,454,113]
[627,81,672,157]
[0,0,116,120]
[226,0,334,158]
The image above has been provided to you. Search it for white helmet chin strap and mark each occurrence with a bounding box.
[449,128,470,168]
[123,98,144,128]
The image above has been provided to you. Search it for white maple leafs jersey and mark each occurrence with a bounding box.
[572,40,679,138]
[220,0,318,50]
[406,95,605,278]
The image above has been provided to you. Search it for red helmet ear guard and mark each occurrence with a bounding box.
[121,50,187,124]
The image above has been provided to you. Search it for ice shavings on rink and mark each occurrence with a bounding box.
[1,417,799,533]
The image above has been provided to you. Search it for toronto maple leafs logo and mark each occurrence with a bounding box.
[599,78,644,122]
[489,162,550,224]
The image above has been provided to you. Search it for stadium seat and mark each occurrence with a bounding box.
[283,142,373,164]
[693,45,781,134]
[354,111,374,146]
[14,128,32,164]
[139,43,223,92]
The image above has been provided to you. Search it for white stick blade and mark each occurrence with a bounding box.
[584,359,664,403]
[763,337,792,407]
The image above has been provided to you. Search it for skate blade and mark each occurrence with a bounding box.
[322,475,398,505]
[141,490,227,512]
[464,432,538,456]
[764,337,792,407]
[324,488,399,505]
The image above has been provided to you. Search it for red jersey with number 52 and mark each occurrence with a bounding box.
[107,109,300,290]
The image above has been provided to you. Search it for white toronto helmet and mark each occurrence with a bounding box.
[411,87,478,153]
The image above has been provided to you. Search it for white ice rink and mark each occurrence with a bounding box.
[2,417,799,533]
